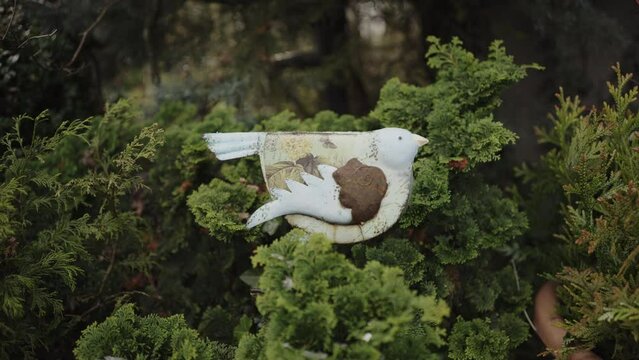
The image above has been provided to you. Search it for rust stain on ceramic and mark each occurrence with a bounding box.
[333,158,387,224]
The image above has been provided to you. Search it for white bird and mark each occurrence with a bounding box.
[203,128,428,243]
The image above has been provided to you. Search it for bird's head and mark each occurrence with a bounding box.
[372,128,428,170]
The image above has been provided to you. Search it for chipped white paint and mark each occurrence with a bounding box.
[246,165,353,228]
[204,128,427,243]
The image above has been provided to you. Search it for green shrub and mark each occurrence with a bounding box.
[0,102,165,358]
[520,65,639,358]
[236,230,449,359]
[74,304,234,360]
[448,317,510,360]
[1,37,541,359]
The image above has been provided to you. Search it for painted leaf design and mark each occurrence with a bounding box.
[295,154,322,178]
[265,161,304,190]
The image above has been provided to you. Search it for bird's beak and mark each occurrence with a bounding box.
[413,134,429,147]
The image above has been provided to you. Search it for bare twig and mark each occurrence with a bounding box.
[77,290,150,319]
[98,246,117,296]
[143,0,162,85]
[18,28,58,48]
[2,0,18,40]
[65,0,121,68]
[511,259,538,333]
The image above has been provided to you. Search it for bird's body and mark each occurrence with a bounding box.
[204,128,427,243]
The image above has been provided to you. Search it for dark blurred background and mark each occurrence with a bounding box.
[2,0,639,166]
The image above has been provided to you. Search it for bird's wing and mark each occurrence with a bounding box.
[246,165,352,228]
[203,132,266,160]
[287,170,413,244]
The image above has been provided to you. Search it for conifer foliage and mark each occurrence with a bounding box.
[226,37,540,359]
[236,230,449,359]
[521,65,639,359]
[74,304,233,360]
[2,37,547,359]
[0,113,93,356]
[0,103,165,358]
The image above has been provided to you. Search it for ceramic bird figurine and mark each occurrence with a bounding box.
[203,128,428,243]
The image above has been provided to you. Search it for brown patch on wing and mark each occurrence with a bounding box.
[332,158,388,224]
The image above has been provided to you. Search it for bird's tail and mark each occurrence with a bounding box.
[203,132,266,161]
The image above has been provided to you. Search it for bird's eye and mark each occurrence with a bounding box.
[398,136,402,140]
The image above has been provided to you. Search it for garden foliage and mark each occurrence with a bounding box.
[235,230,449,359]
[0,104,164,358]
[74,304,233,360]
[2,37,550,359]
[519,65,639,359]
